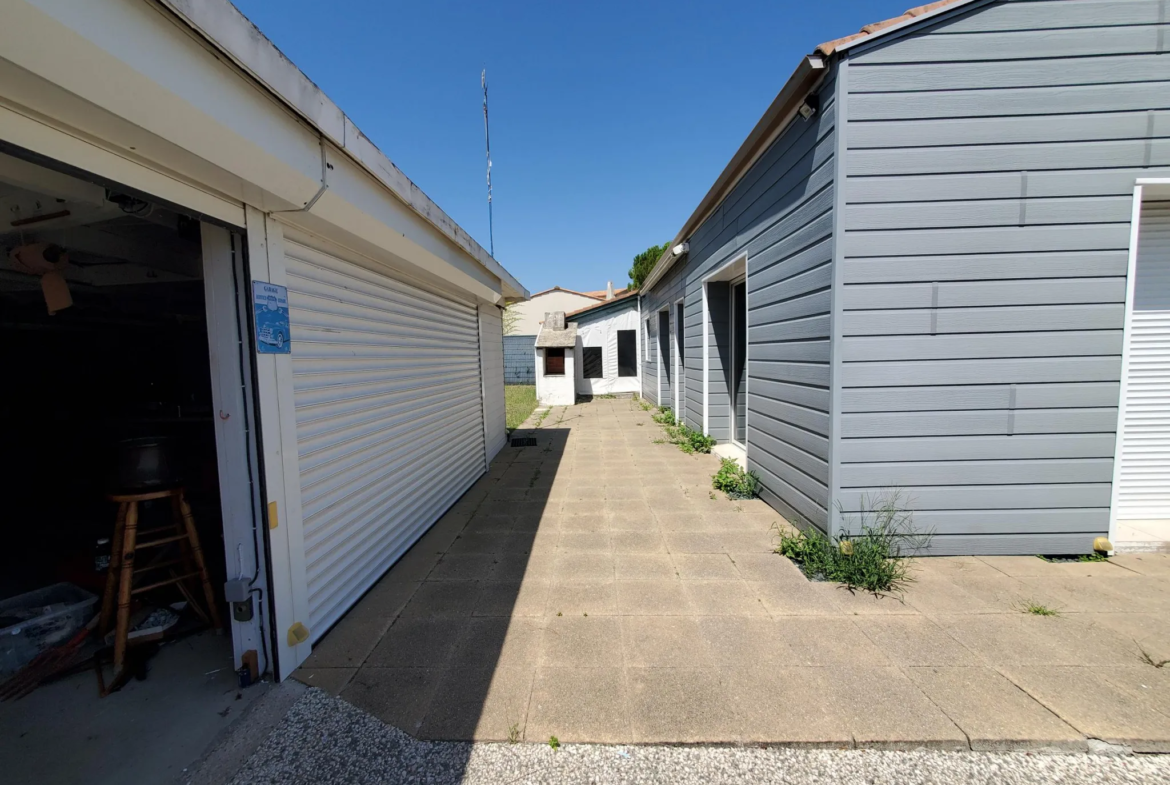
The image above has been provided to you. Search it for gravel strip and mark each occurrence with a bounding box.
[227,689,1169,785]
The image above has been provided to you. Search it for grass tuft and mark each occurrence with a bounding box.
[775,490,930,595]
[1015,599,1060,616]
[548,735,560,750]
[505,385,538,431]
[712,458,760,500]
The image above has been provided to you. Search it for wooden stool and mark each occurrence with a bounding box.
[98,488,222,688]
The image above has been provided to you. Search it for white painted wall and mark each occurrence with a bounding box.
[574,304,642,396]
[479,303,507,458]
[508,290,600,335]
[536,348,576,406]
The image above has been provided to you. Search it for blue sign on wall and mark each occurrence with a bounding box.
[253,281,290,354]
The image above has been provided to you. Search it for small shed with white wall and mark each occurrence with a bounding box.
[568,292,641,397]
[535,312,577,406]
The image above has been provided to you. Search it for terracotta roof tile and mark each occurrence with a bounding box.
[816,0,966,55]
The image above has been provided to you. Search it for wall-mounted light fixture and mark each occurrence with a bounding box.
[672,242,689,256]
[798,94,820,120]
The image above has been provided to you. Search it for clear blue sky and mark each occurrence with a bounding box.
[232,0,889,294]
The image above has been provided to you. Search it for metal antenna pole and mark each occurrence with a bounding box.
[481,68,494,257]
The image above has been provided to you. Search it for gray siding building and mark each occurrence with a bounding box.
[504,334,537,384]
[640,0,1170,555]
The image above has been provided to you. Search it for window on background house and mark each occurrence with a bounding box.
[544,348,565,376]
[582,346,603,378]
[617,330,636,377]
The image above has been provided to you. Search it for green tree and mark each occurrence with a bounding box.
[628,242,670,289]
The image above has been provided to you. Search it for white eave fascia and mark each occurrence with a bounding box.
[640,55,826,294]
[156,0,528,300]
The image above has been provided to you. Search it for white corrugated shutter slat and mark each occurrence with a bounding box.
[1117,202,1170,520]
[284,240,486,637]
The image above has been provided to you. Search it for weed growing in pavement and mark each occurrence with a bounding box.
[1037,553,1110,563]
[508,723,521,743]
[774,490,931,595]
[712,458,759,500]
[1016,600,1060,617]
[548,736,560,750]
[1137,642,1170,669]
[633,396,653,411]
[652,406,677,426]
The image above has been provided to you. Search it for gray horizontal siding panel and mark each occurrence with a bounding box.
[933,0,1161,34]
[843,252,1128,284]
[851,111,1170,150]
[751,360,831,388]
[848,168,1156,204]
[841,331,1122,362]
[849,54,1170,93]
[915,533,1106,557]
[854,509,1107,536]
[843,225,1132,258]
[850,82,1170,121]
[832,0,1170,555]
[744,186,834,258]
[842,304,1125,336]
[751,396,831,440]
[751,378,831,414]
[751,262,833,308]
[842,357,1121,387]
[750,309,831,339]
[836,484,1113,511]
[841,383,1121,413]
[751,238,834,292]
[842,279,1126,310]
[843,433,1119,462]
[840,408,1119,438]
[750,340,831,364]
[849,139,1170,178]
[854,25,1164,64]
[757,482,828,533]
[840,458,1114,488]
[751,450,829,519]
[751,427,829,486]
[846,196,1133,232]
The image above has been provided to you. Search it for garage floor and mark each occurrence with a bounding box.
[0,632,267,785]
[296,398,1170,751]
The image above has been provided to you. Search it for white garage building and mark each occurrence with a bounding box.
[0,0,526,682]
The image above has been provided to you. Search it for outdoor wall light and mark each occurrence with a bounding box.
[672,242,689,256]
[798,94,820,120]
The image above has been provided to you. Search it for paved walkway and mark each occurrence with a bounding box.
[295,398,1170,752]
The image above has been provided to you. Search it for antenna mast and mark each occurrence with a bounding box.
[481,69,494,257]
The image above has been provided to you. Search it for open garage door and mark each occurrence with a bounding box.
[283,239,487,638]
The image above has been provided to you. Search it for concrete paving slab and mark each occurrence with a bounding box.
[673,553,740,579]
[723,667,856,746]
[627,668,739,743]
[905,666,1085,751]
[614,553,677,580]
[854,617,981,666]
[366,618,466,668]
[827,667,968,750]
[683,580,769,616]
[291,666,358,696]
[526,667,632,743]
[775,617,892,667]
[540,616,624,667]
[999,665,1170,753]
[621,617,714,667]
[614,580,694,615]
[399,581,481,619]
[546,579,618,616]
[417,666,534,741]
[698,617,798,668]
[474,580,550,617]
[340,667,444,737]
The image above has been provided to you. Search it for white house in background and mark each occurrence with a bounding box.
[535,312,577,406]
[567,290,641,397]
[507,286,603,336]
[0,0,527,682]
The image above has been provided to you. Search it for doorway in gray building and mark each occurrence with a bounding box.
[731,280,747,446]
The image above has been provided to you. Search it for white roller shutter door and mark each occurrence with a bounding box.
[284,240,487,637]
[1116,201,1170,520]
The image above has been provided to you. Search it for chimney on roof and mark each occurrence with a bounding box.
[546,311,566,330]
[606,281,614,300]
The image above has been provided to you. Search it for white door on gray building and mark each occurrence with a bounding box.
[1115,201,1170,547]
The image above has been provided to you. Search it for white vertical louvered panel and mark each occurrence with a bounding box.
[284,240,486,638]
[1117,202,1170,520]
[478,304,507,462]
